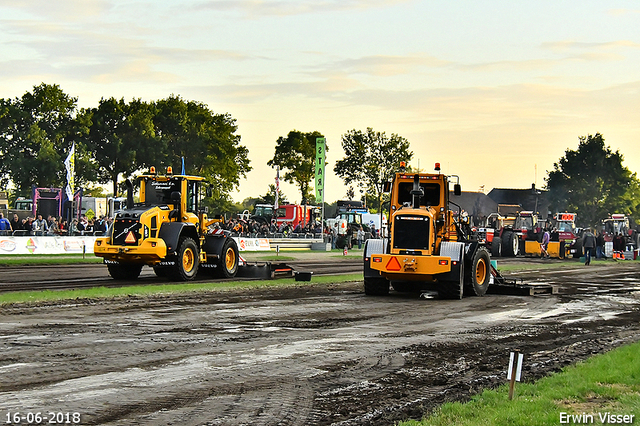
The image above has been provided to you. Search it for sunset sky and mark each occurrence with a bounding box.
[1,0,639,204]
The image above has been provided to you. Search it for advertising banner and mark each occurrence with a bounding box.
[314,137,326,202]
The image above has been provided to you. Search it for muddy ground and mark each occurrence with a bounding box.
[1,258,639,425]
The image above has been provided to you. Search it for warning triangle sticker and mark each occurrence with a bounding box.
[386,257,402,271]
[124,231,136,244]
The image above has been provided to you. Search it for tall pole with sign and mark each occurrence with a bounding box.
[315,137,326,238]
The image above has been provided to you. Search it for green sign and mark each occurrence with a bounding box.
[315,137,326,202]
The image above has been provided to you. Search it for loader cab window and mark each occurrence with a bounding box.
[144,178,182,206]
[397,182,440,207]
[186,180,198,213]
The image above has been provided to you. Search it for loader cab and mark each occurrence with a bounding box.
[137,167,205,223]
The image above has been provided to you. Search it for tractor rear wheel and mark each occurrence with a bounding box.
[169,236,199,281]
[491,237,502,257]
[502,231,519,256]
[465,247,491,296]
[217,238,239,278]
[364,277,390,295]
[107,263,143,280]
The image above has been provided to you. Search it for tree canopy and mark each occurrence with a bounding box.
[334,127,413,210]
[0,85,251,205]
[545,133,640,227]
[267,130,326,204]
[0,83,90,195]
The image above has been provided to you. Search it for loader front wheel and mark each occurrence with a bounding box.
[465,247,491,296]
[107,263,143,280]
[169,237,199,281]
[217,238,239,278]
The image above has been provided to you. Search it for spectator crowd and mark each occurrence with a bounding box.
[0,212,112,237]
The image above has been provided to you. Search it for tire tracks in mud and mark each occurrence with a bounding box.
[1,262,640,425]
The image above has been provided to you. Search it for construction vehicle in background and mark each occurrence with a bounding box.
[363,162,492,299]
[94,166,241,281]
[602,213,640,250]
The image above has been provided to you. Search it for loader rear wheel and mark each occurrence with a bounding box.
[491,237,502,257]
[107,263,143,280]
[465,247,491,296]
[364,277,390,295]
[217,238,239,278]
[169,237,199,281]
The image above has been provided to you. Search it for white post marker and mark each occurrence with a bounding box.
[276,245,280,257]
[507,350,523,400]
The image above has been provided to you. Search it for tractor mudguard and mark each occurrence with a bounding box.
[202,233,227,257]
[158,222,198,254]
[463,241,481,265]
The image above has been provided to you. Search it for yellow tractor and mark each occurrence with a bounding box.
[94,166,239,281]
[364,163,491,299]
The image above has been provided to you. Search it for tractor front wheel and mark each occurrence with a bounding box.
[169,237,199,281]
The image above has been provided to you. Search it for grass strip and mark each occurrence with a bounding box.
[0,273,364,305]
[401,340,640,426]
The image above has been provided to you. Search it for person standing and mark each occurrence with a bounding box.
[10,214,22,232]
[582,228,596,266]
[596,231,605,259]
[357,226,365,250]
[540,227,551,258]
[0,213,12,235]
[32,214,49,235]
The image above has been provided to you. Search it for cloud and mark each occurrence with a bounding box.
[192,0,412,17]
[319,54,451,77]
[0,0,111,21]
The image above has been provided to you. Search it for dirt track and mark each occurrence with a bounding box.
[1,258,640,425]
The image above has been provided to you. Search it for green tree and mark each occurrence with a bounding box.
[545,133,639,227]
[154,95,251,205]
[81,97,159,196]
[257,184,288,206]
[334,127,413,210]
[0,83,90,197]
[267,130,326,204]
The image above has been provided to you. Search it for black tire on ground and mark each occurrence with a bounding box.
[464,247,491,296]
[335,235,347,249]
[169,236,199,281]
[217,238,239,278]
[438,279,463,300]
[502,231,519,257]
[491,236,502,257]
[573,238,583,259]
[107,263,143,280]
[364,277,390,295]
